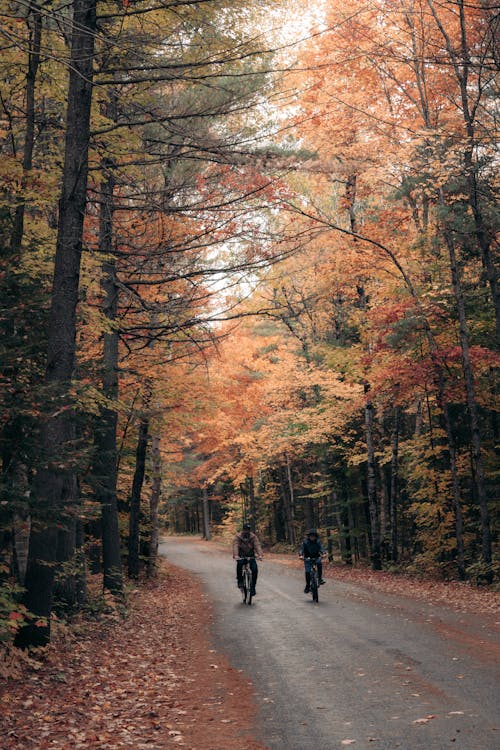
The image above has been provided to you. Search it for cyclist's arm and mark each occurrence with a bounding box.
[253,534,263,559]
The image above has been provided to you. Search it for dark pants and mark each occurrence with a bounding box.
[237,557,258,590]
[304,558,323,584]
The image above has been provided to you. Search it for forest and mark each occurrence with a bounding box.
[0,0,498,650]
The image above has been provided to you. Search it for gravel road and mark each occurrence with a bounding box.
[159,537,499,750]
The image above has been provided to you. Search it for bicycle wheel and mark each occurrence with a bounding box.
[245,567,253,605]
[310,569,319,603]
[241,567,248,603]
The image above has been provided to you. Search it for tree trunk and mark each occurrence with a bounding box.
[247,475,257,529]
[53,518,77,609]
[377,459,389,560]
[389,406,400,563]
[414,398,423,437]
[95,165,123,596]
[16,0,97,648]
[442,214,491,577]
[147,435,161,577]
[201,485,211,541]
[12,513,31,585]
[128,414,149,579]
[440,399,466,580]
[284,454,296,544]
[273,475,286,542]
[329,491,342,562]
[10,0,42,255]
[364,386,381,570]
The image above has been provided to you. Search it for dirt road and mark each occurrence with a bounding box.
[160,538,499,750]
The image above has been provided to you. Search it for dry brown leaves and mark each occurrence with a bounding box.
[0,562,269,750]
[266,551,500,616]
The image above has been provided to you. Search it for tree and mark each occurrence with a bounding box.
[16,0,97,647]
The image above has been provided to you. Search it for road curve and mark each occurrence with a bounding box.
[159,537,499,750]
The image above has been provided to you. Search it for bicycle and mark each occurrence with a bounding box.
[236,557,255,605]
[303,557,321,603]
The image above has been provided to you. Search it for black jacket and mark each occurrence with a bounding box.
[300,538,325,558]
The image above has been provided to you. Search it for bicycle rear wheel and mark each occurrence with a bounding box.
[244,567,253,605]
[241,571,248,603]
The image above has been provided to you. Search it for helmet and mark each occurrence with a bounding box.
[307,529,318,537]
[242,523,251,531]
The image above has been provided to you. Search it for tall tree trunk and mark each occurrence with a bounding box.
[147,435,161,577]
[440,399,466,580]
[377,457,390,560]
[10,1,42,255]
[12,513,31,585]
[16,0,97,648]
[284,453,296,544]
[329,491,343,562]
[128,412,149,579]
[4,5,42,558]
[201,485,211,541]
[425,0,499,344]
[441,211,491,577]
[414,398,423,437]
[273,469,286,542]
[389,406,400,563]
[53,518,77,608]
[464,152,500,347]
[364,385,381,570]
[95,165,123,596]
[247,475,257,529]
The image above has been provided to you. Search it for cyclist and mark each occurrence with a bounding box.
[299,529,326,593]
[232,523,263,596]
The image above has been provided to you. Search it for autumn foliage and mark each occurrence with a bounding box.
[0,0,498,650]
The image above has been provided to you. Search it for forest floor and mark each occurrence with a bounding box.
[1,540,498,750]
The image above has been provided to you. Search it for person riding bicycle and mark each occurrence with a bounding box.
[299,529,326,593]
[232,523,263,596]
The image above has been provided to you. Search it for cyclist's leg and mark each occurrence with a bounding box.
[236,559,244,587]
[250,558,257,594]
[304,559,311,592]
[317,559,325,584]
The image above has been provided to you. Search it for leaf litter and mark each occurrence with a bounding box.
[0,560,269,750]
